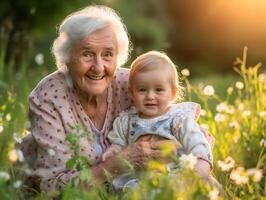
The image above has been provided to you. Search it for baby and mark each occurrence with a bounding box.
[102,51,213,189]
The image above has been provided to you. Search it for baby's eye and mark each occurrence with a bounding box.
[156,88,164,92]
[138,88,146,92]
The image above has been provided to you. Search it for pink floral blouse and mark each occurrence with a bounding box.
[18,67,132,192]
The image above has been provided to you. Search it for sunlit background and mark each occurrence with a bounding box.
[1,0,265,78]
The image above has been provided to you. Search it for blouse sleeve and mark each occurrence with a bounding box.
[107,112,129,147]
[28,94,79,192]
[173,115,213,168]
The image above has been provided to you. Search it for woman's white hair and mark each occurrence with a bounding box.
[52,5,131,71]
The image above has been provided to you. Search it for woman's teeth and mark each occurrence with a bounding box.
[87,75,104,80]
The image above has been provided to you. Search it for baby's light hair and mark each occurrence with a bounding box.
[129,51,184,101]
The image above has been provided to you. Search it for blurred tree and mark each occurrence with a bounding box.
[164,0,266,74]
[0,0,96,70]
[105,0,170,64]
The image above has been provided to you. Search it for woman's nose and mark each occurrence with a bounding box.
[92,55,104,72]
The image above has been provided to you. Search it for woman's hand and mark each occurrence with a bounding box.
[91,135,181,183]
[119,135,181,170]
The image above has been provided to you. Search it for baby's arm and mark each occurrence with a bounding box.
[102,144,123,161]
[175,115,213,177]
[103,112,129,161]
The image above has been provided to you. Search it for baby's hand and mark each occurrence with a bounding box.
[102,144,123,161]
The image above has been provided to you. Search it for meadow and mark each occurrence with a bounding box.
[0,47,265,200]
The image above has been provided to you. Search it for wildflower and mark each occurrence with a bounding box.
[35,53,44,65]
[216,102,227,113]
[238,103,244,111]
[259,139,266,147]
[226,106,235,114]
[259,111,266,117]
[181,68,190,77]
[8,149,24,163]
[230,167,248,185]
[179,153,197,169]
[6,113,11,121]
[24,120,31,129]
[247,168,263,182]
[0,122,3,133]
[0,171,10,181]
[13,133,22,144]
[217,156,235,171]
[47,148,56,156]
[200,124,209,131]
[258,73,265,82]
[243,110,251,117]
[200,109,207,117]
[214,113,225,122]
[235,81,244,90]
[233,132,241,143]
[13,180,22,189]
[227,87,234,95]
[208,189,219,200]
[22,129,30,136]
[203,85,215,96]
[148,160,167,173]
[229,121,239,129]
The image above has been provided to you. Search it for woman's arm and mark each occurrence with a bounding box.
[91,138,179,183]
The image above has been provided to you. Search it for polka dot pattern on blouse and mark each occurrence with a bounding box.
[18,67,132,192]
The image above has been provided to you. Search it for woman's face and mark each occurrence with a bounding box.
[68,26,118,97]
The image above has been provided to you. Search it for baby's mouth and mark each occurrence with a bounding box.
[145,103,157,107]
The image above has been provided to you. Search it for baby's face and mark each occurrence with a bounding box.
[130,68,174,119]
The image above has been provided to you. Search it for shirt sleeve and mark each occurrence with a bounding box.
[107,112,129,147]
[174,115,213,168]
[28,94,80,192]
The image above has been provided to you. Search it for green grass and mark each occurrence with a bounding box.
[0,47,265,199]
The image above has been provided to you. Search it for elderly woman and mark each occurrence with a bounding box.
[19,5,214,192]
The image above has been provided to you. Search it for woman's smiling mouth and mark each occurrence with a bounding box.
[86,74,104,80]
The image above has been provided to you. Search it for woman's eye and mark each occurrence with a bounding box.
[83,51,94,58]
[103,51,114,60]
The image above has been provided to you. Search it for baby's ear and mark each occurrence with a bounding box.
[172,88,177,100]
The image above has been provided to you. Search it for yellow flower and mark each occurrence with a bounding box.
[148,160,167,173]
